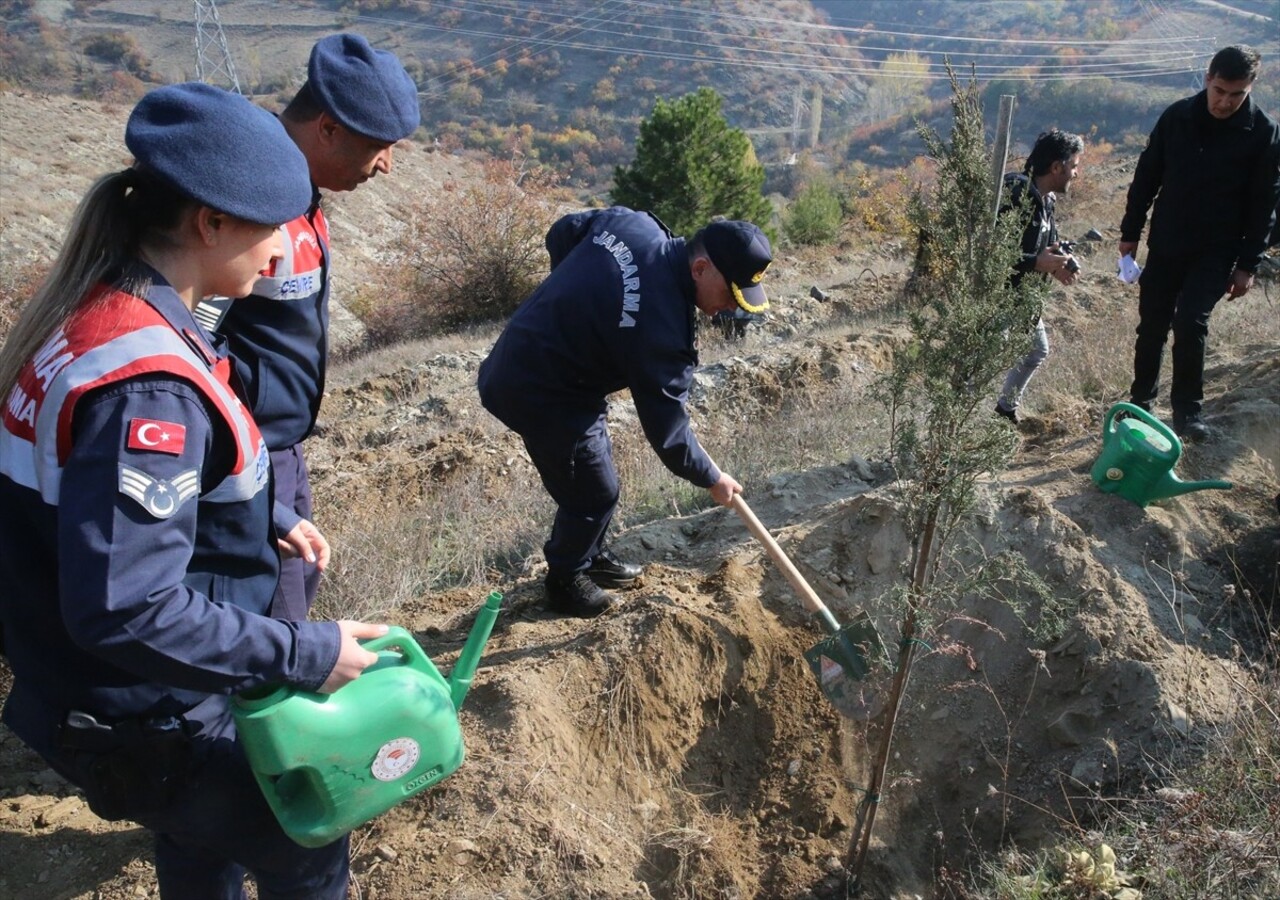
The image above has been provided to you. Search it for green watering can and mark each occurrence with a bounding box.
[1090,403,1231,507]
[232,592,502,848]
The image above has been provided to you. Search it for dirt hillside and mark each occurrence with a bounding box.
[0,88,481,353]
[1,88,1279,900]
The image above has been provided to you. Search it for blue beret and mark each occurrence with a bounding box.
[308,33,420,143]
[125,82,312,226]
[703,220,773,313]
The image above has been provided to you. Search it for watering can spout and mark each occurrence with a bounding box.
[448,591,503,710]
[1148,474,1233,502]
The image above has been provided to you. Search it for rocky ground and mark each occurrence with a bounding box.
[1,89,1278,899]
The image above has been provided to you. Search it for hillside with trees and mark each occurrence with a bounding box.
[1,0,1276,193]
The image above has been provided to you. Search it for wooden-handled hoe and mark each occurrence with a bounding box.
[730,495,886,718]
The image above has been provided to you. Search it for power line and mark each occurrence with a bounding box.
[431,0,1212,48]
[349,8,1215,85]
[340,0,1218,88]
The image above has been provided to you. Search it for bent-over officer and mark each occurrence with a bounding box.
[478,207,771,617]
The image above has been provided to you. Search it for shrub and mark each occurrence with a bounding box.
[836,164,917,237]
[784,180,843,246]
[80,32,152,79]
[361,157,560,343]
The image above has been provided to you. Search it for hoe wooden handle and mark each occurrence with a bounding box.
[730,495,834,625]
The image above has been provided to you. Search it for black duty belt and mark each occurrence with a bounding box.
[56,709,189,754]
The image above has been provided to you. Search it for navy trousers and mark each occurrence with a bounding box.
[1129,248,1236,417]
[268,444,321,620]
[48,706,349,900]
[520,412,620,575]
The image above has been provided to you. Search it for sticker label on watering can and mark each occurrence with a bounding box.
[371,738,420,781]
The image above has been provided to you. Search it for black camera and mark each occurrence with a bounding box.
[1058,240,1081,274]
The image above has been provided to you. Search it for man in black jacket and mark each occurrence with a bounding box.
[478,209,768,617]
[994,129,1083,425]
[1120,44,1280,441]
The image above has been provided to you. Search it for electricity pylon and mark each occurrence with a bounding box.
[194,0,242,94]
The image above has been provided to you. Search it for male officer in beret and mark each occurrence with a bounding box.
[478,208,770,617]
[201,33,420,619]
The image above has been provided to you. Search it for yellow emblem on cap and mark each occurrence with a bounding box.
[731,282,768,314]
[751,261,770,284]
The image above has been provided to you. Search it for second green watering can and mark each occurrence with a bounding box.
[1090,403,1231,507]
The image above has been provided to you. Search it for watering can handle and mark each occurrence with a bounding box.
[359,626,432,670]
[1106,401,1179,448]
[730,495,842,634]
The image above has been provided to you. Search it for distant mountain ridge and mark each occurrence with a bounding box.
[2,0,1276,189]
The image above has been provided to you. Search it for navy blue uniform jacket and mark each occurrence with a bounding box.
[1121,90,1280,272]
[216,195,331,450]
[0,274,339,760]
[477,207,720,489]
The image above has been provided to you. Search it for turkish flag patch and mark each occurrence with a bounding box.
[127,418,187,455]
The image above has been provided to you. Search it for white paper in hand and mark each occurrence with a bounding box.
[1117,254,1142,284]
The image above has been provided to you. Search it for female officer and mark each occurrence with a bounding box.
[0,83,385,899]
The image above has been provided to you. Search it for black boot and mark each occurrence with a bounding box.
[586,548,644,587]
[993,403,1018,425]
[545,571,615,618]
[1117,399,1152,422]
[1173,410,1211,442]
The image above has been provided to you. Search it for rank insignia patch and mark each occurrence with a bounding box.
[118,464,200,519]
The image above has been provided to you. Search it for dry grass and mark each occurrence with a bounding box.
[970,638,1279,899]
[311,463,548,623]
[640,790,750,900]
[0,259,46,347]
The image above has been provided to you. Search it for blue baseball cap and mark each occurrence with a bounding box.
[308,33,420,143]
[125,82,312,226]
[703,220,772,313]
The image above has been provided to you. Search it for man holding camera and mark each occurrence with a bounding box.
[994,129,1085,425]
[1120,45,1280,442]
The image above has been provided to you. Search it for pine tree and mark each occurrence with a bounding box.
[612,87,772,238]
[784,180,843,246]
[848,67,1053,885]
